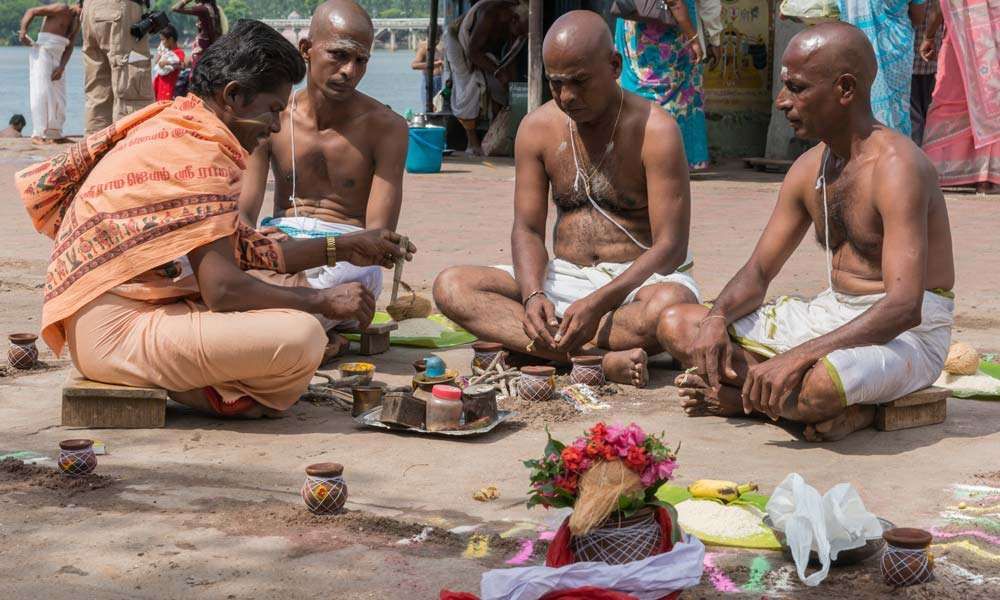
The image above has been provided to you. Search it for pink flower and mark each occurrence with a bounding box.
[606,423,647,458]
[640,460,677,487]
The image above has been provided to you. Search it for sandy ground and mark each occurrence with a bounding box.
[1,138,999,599]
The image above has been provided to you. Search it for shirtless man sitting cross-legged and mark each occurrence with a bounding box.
[434,11,700,386]
[239,0,408,345]
[657,23,955,441]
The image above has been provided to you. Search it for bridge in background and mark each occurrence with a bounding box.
[262,17,445,51]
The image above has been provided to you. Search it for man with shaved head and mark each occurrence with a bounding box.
[239,0,408,351]
[657,22,955,441]
[435,11,699,387]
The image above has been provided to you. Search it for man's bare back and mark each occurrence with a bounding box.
[521,95,659,266]
[791,130,954,296]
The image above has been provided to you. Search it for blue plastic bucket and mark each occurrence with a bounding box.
[406,125,445,174]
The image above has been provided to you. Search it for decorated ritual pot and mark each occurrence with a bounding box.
[301,462,348,515]
[518,366,556,402]
[471,342,506,372]
[881,528,934,587]
[58,439,98,477]
[569,356,605,387]
[570,507,661,565]
[8,333,39,370]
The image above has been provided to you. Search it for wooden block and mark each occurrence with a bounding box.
[358,321,398,356]
[875,387,949,432]
[62,369,168,428]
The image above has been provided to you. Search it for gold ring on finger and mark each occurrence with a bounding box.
[526,340,536,353]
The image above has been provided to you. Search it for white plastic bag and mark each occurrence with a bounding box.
[766,474,882,586]
[779,0,840,24]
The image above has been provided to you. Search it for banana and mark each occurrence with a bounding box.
[688,479,759,503]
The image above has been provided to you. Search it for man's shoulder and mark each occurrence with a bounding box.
[361,97,408,138]
[515,102,561,142]
[869,128,934,180]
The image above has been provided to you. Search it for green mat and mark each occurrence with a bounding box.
[656,483,782,550]
[342,313,476,349]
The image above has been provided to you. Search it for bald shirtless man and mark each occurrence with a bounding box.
[434,12,699,386]
[240,0,408,310]
[657,23,955,441]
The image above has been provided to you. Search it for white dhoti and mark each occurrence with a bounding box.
[495,257,701,318]
[260,217,383,298]
[29,32,70,140]
[730,289,955,406]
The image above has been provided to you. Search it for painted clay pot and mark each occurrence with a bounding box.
[58,439,97,477]
[350,386,383,417]
[471,342,506,372]
[570,507,661,564]
[301,462,348,515]
[519,366,556,402]
[570,356,605,387]
[881,528,934,587]
[8,333,39,370]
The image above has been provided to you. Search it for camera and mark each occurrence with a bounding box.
[130,10,169,40]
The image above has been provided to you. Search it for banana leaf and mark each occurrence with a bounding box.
[342,312,476,348]
[655,483,781,550]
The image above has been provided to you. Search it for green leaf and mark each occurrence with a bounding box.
[654,483,692,506]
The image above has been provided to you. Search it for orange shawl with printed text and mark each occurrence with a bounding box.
[16,95,285,355]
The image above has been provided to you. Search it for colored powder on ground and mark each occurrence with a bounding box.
[742,555,771,592]
[703,552,740,593]
[463,534,490,559]
[932,540,1000,562]
[929,527,1000,546]
[505,539,534,565]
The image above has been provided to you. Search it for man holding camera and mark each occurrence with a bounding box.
[81,0,156,134]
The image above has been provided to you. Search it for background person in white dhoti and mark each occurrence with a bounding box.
[238,0,407,351]
[19,1,82,144]
[442,0,527,156]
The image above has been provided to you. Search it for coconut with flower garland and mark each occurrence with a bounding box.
[525,422,684,566]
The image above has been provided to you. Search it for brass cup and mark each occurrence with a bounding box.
[351,386,384,417]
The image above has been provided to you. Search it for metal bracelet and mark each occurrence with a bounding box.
[522,289,547,307]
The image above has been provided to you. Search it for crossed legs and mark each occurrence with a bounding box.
[656,304,876,441]
[433,265,697,387]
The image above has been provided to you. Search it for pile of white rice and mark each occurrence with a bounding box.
[675,499,766,539]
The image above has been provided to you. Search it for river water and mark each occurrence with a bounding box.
[0,46,424,136]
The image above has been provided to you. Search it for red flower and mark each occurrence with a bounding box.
[626,446,647,470]
[589,422,608,443]
[585,440,606,458]
[561,446,585,472]
[602,445,617,461]
[555,473,578,494]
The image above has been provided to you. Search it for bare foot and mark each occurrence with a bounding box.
[320,333,350,368]
[673,372,744,417]
[603,349,648,388]
[803,405,875,442]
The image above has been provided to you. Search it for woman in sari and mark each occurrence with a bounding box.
[920,0,999,193]
[615,1,709,170]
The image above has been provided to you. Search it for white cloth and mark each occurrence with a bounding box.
[152,42,181,78]
[495,257,701,318]
[479,534,705,600]
[443,27,483,120]
[29,32,70,139]
[696,0,724,47]
[264,217,383,298]
[731,289,954,405]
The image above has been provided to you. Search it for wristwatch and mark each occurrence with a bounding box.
[325,235,337,267]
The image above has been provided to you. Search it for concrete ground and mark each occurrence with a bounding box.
[1,139,999,599]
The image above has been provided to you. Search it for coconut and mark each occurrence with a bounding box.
[944,342,980,376]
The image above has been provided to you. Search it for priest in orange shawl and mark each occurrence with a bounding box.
[15,20,414,418]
